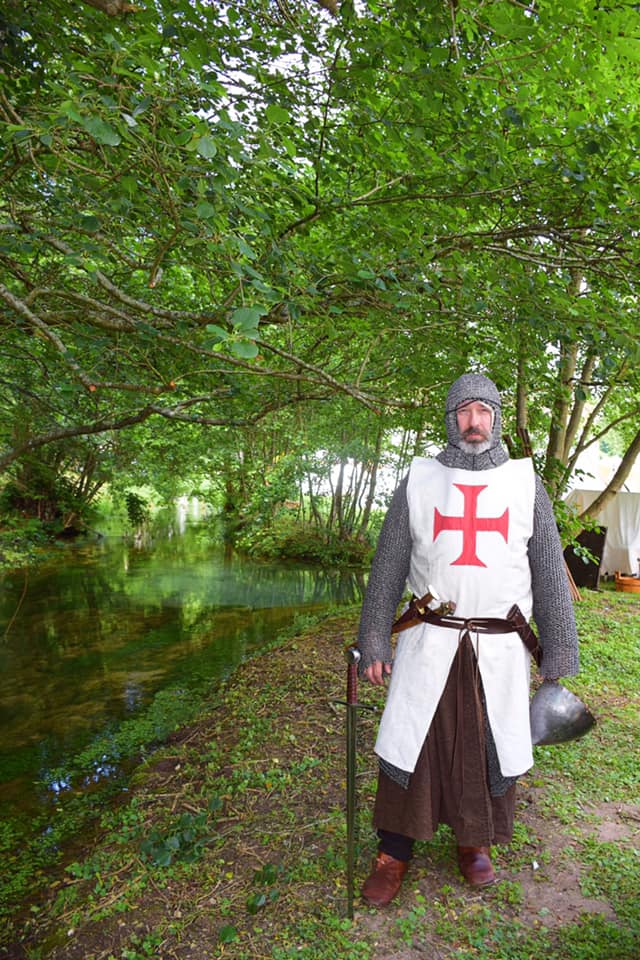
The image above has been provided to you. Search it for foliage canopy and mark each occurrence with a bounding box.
[1,0,640,529]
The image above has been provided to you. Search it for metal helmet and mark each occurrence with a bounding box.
[530,680,596,746]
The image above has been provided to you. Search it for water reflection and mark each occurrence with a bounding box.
[0,511,365,817]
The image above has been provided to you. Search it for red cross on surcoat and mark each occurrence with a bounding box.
[433,483,509,567]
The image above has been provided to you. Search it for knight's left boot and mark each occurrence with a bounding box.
[457,845,495,886]
[361,851,408,907]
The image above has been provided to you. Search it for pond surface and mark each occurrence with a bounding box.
[0,507,365,820]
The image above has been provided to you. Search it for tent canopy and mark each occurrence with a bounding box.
[565,490,640,576]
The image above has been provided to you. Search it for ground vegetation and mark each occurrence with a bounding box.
[2,587,638,959]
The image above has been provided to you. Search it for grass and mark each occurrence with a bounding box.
[2,589,639,960]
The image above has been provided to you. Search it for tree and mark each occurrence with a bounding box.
[1,0,639,534]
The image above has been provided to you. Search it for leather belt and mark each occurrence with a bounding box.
[391,596,542,666]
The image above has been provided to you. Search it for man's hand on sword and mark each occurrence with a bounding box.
[365,660,392,685]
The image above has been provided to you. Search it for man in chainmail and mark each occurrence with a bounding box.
[358,372,579,906]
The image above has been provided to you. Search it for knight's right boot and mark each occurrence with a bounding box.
[457,845,495,886]
[361,851,408,907]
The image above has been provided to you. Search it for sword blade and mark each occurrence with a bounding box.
[345,646,360,919]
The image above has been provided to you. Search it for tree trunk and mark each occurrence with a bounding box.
[515,355,528,438]
[562,352,597,462]
[344,461,363,536]
[544,340,578,496]
[544,257,586,494]
[306,475,323,529]
[358,423,384,537]
[331,457,347,537]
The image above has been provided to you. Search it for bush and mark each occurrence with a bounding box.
[124,490,151,528]
[237,514,372,566]
[0,514,50,568]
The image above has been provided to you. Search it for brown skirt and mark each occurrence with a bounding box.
[373,635,516,846]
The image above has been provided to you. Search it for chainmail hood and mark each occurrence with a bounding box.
[437,373,509,470]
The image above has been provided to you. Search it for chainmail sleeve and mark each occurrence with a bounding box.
[529,475,580,679]
[357,476,412,672]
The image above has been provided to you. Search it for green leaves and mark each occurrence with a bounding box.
[139,809,215,867]
[218,925,239,943]
[195,135,218,159]
[231,340,260,359]
[76,214,101,233]
[230,306,266,331]
[2,0,640,513]
[56,101,124,147]
[81,116,121,146]
[194,200,216,219]
[246,861,282,913]
[205,305,265,359]
[265,104,290,125]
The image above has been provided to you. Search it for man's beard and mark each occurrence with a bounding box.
[458,427,491,455]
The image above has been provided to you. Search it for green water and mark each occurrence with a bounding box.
[0,509,364,818]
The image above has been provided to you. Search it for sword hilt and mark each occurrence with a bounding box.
[346,646,360,706]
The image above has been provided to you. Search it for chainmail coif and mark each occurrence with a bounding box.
[357,373,579,793]
[438,372,508,470]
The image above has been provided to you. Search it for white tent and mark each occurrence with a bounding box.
[565,489,640,577]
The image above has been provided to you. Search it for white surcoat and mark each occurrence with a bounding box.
[375,457,536,779]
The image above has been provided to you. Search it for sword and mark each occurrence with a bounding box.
[345,645,360,919]
[334,646,376,918]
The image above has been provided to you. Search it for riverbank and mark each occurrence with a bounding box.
[4,590,640,960]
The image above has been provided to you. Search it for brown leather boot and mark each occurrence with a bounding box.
[457,846,495,886]
[361,851,409,907]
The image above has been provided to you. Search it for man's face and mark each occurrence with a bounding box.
[455,400,493,451]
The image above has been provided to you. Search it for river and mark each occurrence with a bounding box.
[0,504,365,822]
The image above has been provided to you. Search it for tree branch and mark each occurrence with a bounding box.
[0,407,155,471]
[0,282,97,391]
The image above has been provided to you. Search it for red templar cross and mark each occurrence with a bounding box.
[433,483,509,567]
